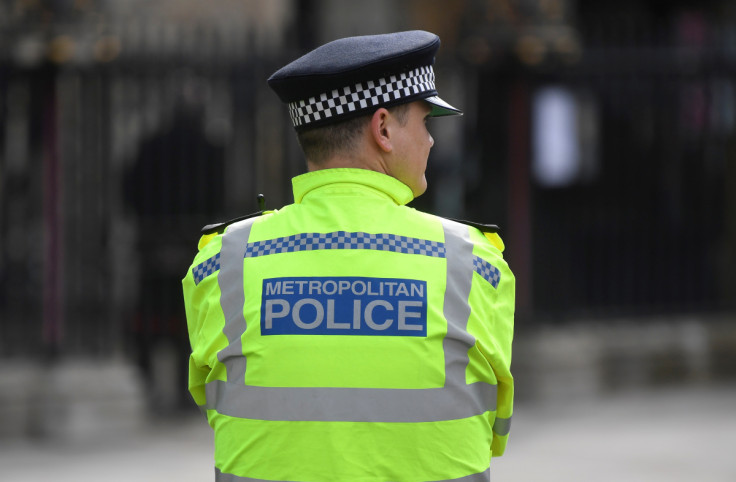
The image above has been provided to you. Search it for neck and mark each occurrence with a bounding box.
[307,144,389,175]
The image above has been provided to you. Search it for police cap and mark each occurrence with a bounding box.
[268,30,462,131]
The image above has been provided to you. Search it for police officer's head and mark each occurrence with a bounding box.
[268,31,461,197]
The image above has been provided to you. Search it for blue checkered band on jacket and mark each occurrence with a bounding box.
[287,65,435,128]
[473,255,501,288]
[192,231,501,289]
[245,231,445,258]
[192,252,221,285]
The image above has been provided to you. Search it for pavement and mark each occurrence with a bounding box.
[0,412,213,482]
[492,384,736,482]
[1,383,734,481]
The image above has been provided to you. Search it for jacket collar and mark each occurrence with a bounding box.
[292,168,415,206]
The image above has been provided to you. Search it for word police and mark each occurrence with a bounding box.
[261,277,428,337]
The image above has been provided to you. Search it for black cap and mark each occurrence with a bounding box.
[268,30,462,131]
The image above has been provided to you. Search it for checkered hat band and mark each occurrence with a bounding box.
[287,65,436,127]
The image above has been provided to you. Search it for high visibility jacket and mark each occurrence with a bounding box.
[182,168,515,481]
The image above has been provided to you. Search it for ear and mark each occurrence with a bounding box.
[370,107,393,153]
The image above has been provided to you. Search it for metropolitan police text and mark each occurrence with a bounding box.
[260,277,428,336]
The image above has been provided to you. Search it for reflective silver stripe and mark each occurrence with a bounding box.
[443,466,491,482]
[216,219,257,386]
[493,416,512,436]
[216,468,272,481]
[206,381,495,422]
[440,219,476,387]
[216,466,490,481]
[207,218,495,423]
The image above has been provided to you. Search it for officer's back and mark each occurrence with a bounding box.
[183,30,515,481]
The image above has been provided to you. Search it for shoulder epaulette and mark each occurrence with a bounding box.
[200,211,263,234]
[447,217,500,234]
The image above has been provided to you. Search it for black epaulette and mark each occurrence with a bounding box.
[200,211,263,235]
[447,217,500,234]
[202,194,268,235]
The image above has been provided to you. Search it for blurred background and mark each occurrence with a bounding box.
[0,0,735,480]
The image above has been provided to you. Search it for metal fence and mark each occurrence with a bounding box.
[1,1,734,368]
[0,19,303,368]
[462,3,736,320]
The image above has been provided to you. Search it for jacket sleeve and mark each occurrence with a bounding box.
[468,229,515,457]
[489,257,515,457]
[183,271,209,408]
[182,234,226,410]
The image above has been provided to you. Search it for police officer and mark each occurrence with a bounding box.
[183,30,515,481]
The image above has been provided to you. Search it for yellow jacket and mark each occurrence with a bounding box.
[183,168,515,481]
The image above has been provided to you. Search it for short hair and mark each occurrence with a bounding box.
[297,103,410,166]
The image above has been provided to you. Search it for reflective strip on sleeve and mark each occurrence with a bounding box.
[493,416,512,436]
[206,218,498,423]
